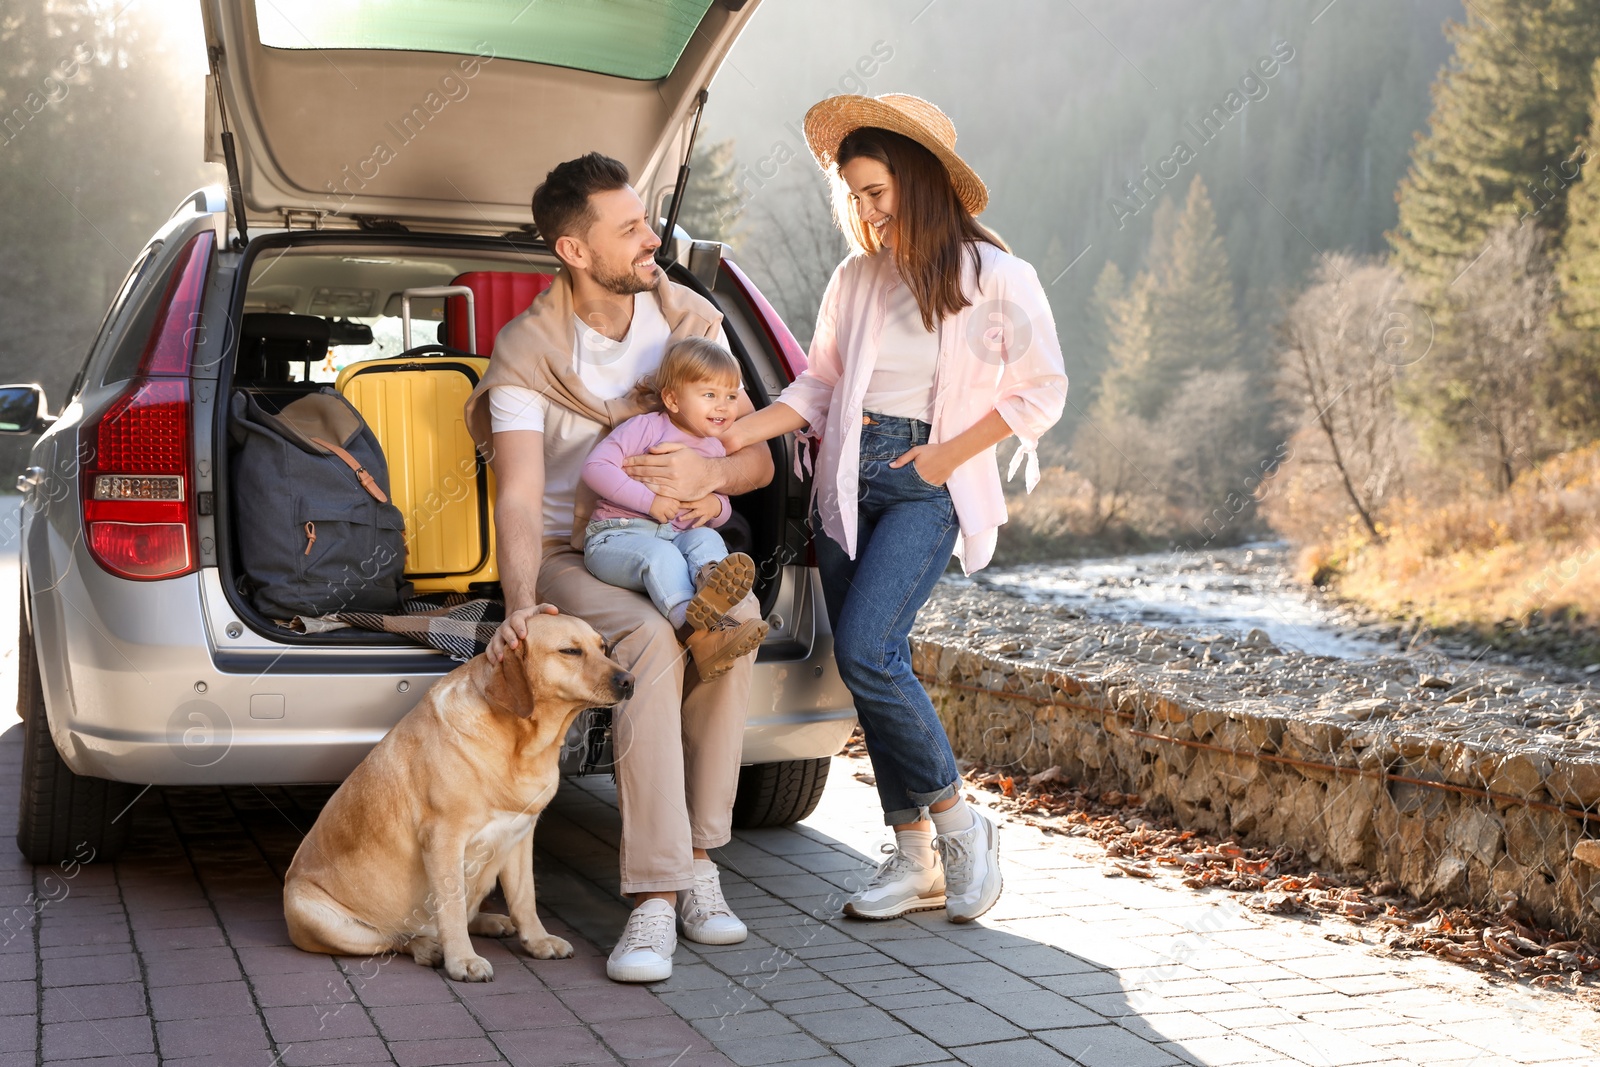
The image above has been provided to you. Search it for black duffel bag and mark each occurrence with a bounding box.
[230,388,410,618]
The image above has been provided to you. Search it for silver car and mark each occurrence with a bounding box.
[6,0,852,864]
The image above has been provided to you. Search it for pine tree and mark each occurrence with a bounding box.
[1389,0,1600,292]
[1144,196,1180,274]
[1096,179,1242,421]
[1150,177,1240,378]
[1548,58,1600,440]
[1081,260,1125,402]
[1074,176,1267,530]
[1094,267,1158,419]
[1558,59,1600,332]
[1092,198,1170,420]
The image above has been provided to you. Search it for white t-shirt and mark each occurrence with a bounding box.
[861,270,939,422]
[489,292,673,434]
[487,292,727,539]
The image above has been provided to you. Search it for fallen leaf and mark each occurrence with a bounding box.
[1029,765,1066,787]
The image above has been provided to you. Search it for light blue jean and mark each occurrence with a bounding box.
[815,412,962,826]
[583,518,729,628]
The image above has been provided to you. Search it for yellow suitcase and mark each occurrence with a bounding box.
[336,352,498,594]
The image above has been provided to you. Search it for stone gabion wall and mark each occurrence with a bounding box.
[911,637,1600,941]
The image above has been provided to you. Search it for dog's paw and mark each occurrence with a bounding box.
[520,933,574,960]
[446,954,495,982]
[409,936,443,967]
[469,912,517,937]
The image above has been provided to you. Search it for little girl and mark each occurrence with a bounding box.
[581,337,769,679]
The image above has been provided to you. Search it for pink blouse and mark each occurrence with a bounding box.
[775,242,1068,573]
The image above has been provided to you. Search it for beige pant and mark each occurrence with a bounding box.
[538,543,754,894]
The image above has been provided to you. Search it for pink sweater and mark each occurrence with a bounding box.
[581,411,731,530]
[775,242,1067,573]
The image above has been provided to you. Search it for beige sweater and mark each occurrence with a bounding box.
[463,270,723,547]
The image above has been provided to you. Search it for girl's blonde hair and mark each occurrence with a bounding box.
[651,337,741,400]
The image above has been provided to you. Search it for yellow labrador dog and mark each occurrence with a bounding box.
[284,613,632,981]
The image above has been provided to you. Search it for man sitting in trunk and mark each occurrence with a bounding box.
[464,152,775,984]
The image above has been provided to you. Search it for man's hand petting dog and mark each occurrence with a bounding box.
[486,603,560,665]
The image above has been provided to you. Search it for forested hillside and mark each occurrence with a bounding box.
[0,2,213,474]
[1269,0,1600,659]
[698,0,1460,545]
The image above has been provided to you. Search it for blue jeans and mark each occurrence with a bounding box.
[583,518,729,628]
[816,412,961,826]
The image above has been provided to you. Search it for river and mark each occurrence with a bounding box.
[974,541,1403,662]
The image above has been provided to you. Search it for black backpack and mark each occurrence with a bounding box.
[230,388,410,619]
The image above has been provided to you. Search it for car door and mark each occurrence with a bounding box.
[199,0,761,235]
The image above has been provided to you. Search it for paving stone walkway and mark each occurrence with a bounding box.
[538,764,1600,1067]
[0,707,1596,1067]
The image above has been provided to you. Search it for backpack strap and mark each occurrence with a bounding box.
[309,436,390,504]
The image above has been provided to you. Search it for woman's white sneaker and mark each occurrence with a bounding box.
[935,809,1002,922]
[843,843,946,920]
[678,859,748,945]
[607,898,677,983]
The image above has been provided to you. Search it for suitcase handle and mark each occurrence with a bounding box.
[401,286,476,352]
[385,344,480,365]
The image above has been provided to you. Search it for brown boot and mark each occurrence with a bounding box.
[685,614,769,680]
[686,553,757,632]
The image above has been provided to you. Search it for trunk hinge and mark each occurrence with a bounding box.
[657,87,710,258]
[281,209,326,230]
[206,46,250,250]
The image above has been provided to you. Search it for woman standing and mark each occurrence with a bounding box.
[722,94,1067,922]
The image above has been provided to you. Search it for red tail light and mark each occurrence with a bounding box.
[81,232,212,580]
[721,259,807,383]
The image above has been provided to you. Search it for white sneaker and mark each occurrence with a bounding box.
[936,809,1002,922]
[842,843,946,920]
[678,859,748,945]
[607,898,677,983]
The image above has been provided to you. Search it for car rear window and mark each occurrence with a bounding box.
[255,0,715,81]
[97,243,167,387]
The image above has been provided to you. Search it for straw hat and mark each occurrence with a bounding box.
[803,93,988,216]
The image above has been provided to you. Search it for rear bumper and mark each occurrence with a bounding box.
[29,546,855,785]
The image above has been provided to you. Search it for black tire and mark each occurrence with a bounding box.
[16,598,138,865]
[730,757,831,829]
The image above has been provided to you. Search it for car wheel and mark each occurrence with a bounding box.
[730,757,831,829]
[16,596,139,865]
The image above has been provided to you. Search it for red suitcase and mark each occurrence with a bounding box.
[444,271,553,355]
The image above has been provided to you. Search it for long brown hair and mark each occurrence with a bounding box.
[832,127,1007,331]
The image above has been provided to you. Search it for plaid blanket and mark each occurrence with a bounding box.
[309,593,506,662]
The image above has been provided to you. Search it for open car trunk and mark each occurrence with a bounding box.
[199,0,760,235]
[214,232,805,653]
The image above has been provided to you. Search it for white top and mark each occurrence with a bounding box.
[488,292,673,434]
[860,270,939,422]
[774,243,1068,573]
[487,292,728,539]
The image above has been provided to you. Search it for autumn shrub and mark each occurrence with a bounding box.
[1324,442,1600,647]
[993,466,1163,563]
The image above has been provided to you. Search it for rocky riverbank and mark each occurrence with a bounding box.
[918,576,1600,754]
[910,576,1600,938]
[980,541,1600,675]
